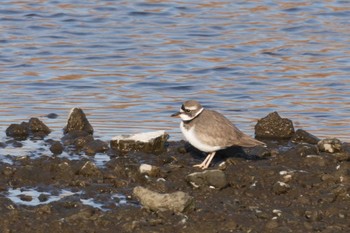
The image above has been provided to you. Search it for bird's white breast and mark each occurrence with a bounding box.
[180,122,221,153]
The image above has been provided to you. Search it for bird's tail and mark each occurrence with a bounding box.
[238,136,265,148]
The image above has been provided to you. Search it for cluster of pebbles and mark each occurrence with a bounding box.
[0,109,349,232]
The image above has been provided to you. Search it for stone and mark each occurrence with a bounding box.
[63,108,93,135]
[255,112,295,139]
[317,138,342,153]
[5,123,29,140]
[291,129,320,145]
[186,169,228,189]
[79,161,101,177]
[6,118,50,140]
[111,131,169,154]
[28,118,51,136]
[46,113,58,119]
[19,194,33,202]
[272,181,291,195]
[284,144,319,157]
[304,155,327,167]
[74,135,94,149]
[61,130,91,146]
[133,186,193,213]
[50,141,64,155]
[83,139,109,156]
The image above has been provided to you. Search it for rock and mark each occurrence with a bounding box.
[272,181,291,195]
[291,129,320,145]
[74,135,94,149]
[133,186,193,213]
[28,118,51,136]
[186,169,228,189]
[6,118,50,140]
[83,139,109,156]
[19,194,33,202]
[111,131,169,154]
[63,108,93,135]
[79,161,101,177]
[38,194,49,202]
[61,130,91,146]
[139,164,160,177]
[46,113,58,119]
[50,141,64,154]
[255,112,295,139]
[5,123,29,140]
[304,155,327,167]
[317,138,342,153]
[284,144,319,157]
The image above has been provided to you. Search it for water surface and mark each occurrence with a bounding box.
[0,0,349,142]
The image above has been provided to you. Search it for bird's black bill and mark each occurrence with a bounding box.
[171,112,181,117]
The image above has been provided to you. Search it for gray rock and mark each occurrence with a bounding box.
[133,186,193,213]
[111,131,169,154]
[255,112,295,139]
[186,169,228,189]
[317,138,342,153]
[291,129,320,145]
[63,108,93,135]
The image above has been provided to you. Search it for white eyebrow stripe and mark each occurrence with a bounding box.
[186,106,198,110]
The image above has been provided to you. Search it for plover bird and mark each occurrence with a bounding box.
[171,100,265,169]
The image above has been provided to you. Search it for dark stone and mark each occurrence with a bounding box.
[63,108,93,135]
[284,144,319,157]
[5,123,29,140]
[291,129,320,145]
[255,112,295,139]
[0,142,6,148]
[79,161,102,177]
[61,130,91,146]
[28,118,51,135]
[50,141,64,155]
[6,118,50,140]
[304,155,327,167]
[19,194,33,202]
[38,194,49,202]
[74,135,94,149]
[46,113,58,119]
[84,139,109,156]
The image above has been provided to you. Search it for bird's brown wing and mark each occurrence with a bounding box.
[193,110,264,148]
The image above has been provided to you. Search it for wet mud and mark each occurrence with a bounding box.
[0,110,349,233]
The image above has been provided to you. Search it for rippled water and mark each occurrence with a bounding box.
[1,0,349,142]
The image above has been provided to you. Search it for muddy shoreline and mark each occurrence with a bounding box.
[0,110,349,232]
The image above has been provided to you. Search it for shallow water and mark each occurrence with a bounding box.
[1,0,349,143]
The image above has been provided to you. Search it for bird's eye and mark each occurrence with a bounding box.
[184,109,191,113]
